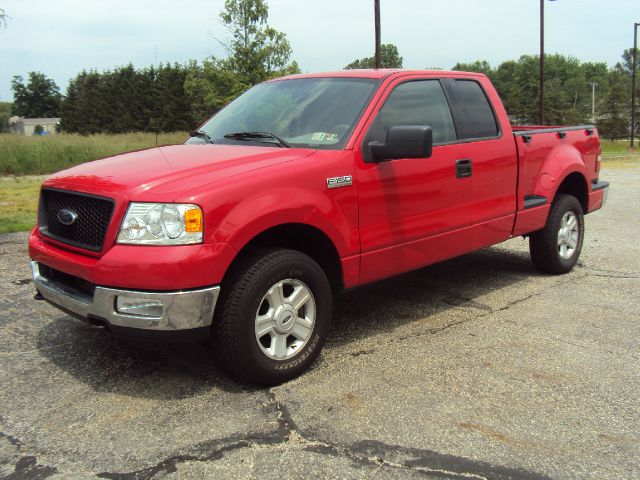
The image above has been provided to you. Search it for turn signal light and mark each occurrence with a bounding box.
[185,208,203,233]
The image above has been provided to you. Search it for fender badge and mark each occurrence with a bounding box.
[326,175,353,189]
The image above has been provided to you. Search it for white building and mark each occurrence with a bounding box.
[9,116,61,135]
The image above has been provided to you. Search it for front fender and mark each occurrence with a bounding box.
[211,186,356,258]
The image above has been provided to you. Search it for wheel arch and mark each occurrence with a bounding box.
[554,171,589,213]
[223,223,345,293]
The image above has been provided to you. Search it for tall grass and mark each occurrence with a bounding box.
[599,140,636,157]
[0,176,42,233]
[0,132,632,177]
[0,132,188,175]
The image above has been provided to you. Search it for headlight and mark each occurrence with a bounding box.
[117,203,203,245]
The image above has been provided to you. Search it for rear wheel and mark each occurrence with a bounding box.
[213,249,332,386]
[529,194,584,274]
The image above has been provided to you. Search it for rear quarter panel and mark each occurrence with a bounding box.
[512,128,600,236]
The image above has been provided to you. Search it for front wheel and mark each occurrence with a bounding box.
[213,249,332,386]
[529,194,584,274]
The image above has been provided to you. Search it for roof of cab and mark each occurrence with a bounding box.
[273,69,485,81]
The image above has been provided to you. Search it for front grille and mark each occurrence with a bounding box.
[39,189,115,251]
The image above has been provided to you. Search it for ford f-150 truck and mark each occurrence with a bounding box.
[29,69,609,385]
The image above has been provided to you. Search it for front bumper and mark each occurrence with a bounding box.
[31,261,220,337]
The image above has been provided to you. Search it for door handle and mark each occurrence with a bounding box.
[456,159,472,178]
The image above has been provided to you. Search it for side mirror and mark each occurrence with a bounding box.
[368,126,433,163]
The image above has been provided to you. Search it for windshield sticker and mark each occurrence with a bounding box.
[311,132,338,142]
[311,132,326,141]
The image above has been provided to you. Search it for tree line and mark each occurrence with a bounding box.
[4,0,300,134]
[3,0,639,140]
[452,50,638,140]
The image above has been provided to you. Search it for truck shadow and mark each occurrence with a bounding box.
[35,245,538,399]
[330,245,536,347]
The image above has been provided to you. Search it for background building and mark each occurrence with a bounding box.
[9,116,60,135]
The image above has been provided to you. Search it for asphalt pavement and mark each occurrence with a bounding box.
[1,162,638,479]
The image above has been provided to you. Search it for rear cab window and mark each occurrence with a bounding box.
[442,78,500,140]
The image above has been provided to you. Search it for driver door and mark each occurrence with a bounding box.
[355,77,478,284]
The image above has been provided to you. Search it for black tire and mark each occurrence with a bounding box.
[212,249,332,386]
[529,194,584,275]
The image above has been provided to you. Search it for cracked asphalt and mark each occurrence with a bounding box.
[1,162,639,479]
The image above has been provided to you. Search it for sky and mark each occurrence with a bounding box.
[0,0,638,102]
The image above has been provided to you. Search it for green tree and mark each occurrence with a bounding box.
[449,54,611,126]
[185,0,300,120]
[620,48,640,76]
[11,72,61,117]
[33,124,44,135]
[599,66,630,140]
[344,43,403,69]
[452,60,492,76]
[154,63,196,132]
[184,58,251,122]
[217,0,299,86]
[60,70,103,134]
[0,102,12,132]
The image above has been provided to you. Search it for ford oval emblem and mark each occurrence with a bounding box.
[57,208,78,226]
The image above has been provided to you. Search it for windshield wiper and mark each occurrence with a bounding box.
[223,131,291,148]
[189,129,213,143]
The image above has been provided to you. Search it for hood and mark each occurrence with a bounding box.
[43,144,316,201]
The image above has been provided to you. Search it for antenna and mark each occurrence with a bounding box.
[155,44,158,147]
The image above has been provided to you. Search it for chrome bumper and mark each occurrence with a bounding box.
[31,261,220,331]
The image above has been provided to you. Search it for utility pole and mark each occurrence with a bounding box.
[374,0,381,69]
[539,0,557,125]
[539,0,545,125]
[631,22,639,150]
[589,82,597,124]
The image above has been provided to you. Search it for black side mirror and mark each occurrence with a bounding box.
[368,126,433,163]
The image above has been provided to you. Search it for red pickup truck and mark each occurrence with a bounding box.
[30,69,608,385]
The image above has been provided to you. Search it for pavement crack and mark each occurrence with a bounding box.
[493,290,547,314]
[1,428,58,480]
[94,392,550,480]
[577,266,640,279]
[303,439,552,480]
[96,392,295,480]
[2,456,58,480]
[0,430,24,449]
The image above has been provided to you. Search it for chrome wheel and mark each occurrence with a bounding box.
[557,211,579,260]
[254,279,316,360]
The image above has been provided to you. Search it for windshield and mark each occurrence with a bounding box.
[191,77,380,149]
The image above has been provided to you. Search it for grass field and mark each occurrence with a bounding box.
[0,176,42,233]
[600,140,636,156]
[0,133,637,233]
[0,132,188,175]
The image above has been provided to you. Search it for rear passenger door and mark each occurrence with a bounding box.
[440,78,517,226]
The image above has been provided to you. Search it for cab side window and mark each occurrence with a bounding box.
[446,80,499,139]
[366,80,457,146]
